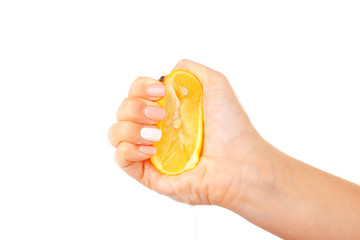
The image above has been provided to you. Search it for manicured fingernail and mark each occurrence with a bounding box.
[146,85,166,97]
[140,128,162,142]
[139,146,157,156]
[144,106,166,121]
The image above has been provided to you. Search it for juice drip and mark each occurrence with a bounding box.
[190,205,199,237]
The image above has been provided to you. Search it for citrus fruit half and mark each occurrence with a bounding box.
[151,70,203,175]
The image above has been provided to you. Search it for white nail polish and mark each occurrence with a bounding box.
[140,128,162,142]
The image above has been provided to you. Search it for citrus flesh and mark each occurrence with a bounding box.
[151,70,203,175]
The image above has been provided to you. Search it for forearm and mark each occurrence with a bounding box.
[226,140,360,239]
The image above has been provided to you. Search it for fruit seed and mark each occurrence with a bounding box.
[180,86,189,96]
[172,119,182,129]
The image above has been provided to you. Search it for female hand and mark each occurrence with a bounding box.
[108,59,263,206]
[108,59,360,239]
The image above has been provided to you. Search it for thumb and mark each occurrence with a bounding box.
[171,59,226,87]
[171,59,253,138]
[171,59,239,100]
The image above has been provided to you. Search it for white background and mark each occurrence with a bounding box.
[1,0,359,239]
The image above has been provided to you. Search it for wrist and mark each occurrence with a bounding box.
[207,130,280,209]
[219,137,315,239]
[220,137,285,214]
[211,130,360,239]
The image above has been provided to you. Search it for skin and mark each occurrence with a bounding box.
[108,59,360,239]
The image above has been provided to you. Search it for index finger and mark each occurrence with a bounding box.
[128,77,166,101]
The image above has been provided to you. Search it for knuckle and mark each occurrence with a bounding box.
[115,142,135,168]
[122,97,132,107]
[118,121,141,144]
[134,76,146,82]
[177,59,191,66]
[216,71,227,81]
[116,142,129,157]
[131,77,141,86]
[119,97,130,113]
[125,98,143,115]
[130,77,146,91]
[110,121,129,147]
[116,99,127,120]
[211,67,226,79]
[108,123,117,147]
[118,97,142,120]
[124,96,138,107]
[114,144,126,166]
[117,121,130,137]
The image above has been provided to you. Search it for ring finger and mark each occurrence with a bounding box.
[108,121,162,148]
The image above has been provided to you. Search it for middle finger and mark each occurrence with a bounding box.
[117,97,166,124]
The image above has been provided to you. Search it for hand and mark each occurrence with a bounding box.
[109,59,360,239]
[108,59,264,206]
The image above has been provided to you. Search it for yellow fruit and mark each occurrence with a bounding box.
[151,70,203,175]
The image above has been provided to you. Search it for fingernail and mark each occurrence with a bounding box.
[140,128,162,142]
[146,85,166,97]
[144,107,166,121]
[139,146,157,156]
